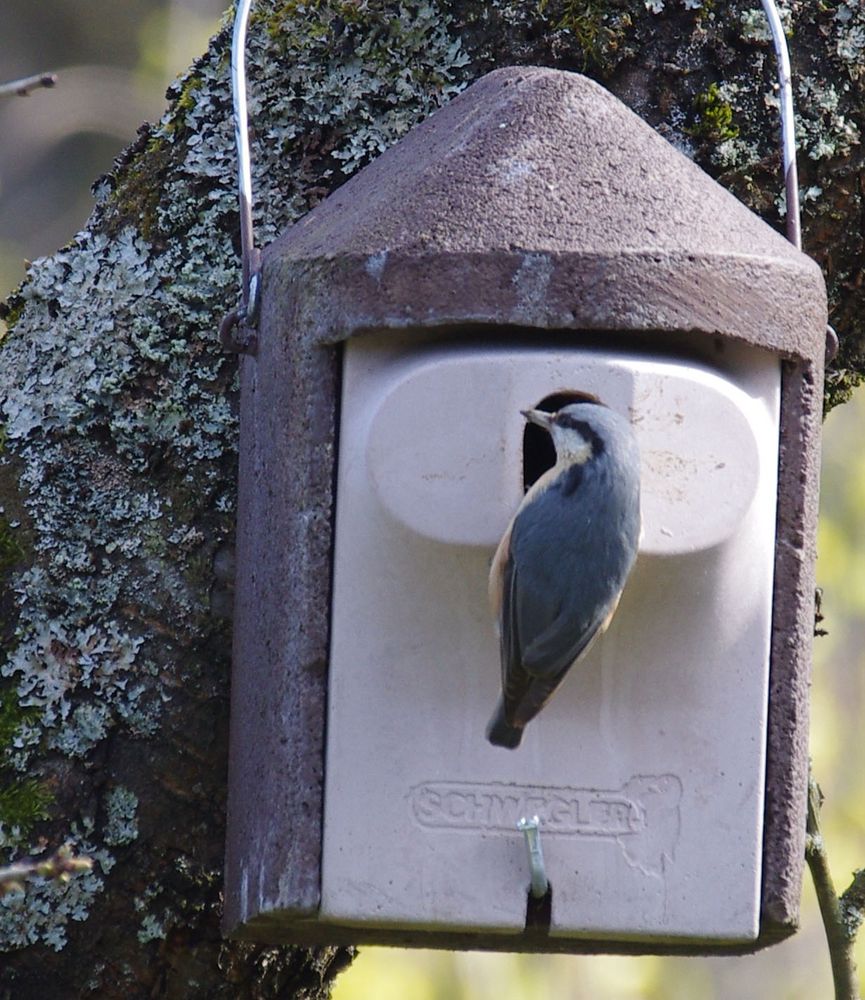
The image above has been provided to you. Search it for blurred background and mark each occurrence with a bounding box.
[0,0,225,301]
[2,2,863,996]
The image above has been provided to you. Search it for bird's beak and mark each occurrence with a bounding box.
[521,408,554,431]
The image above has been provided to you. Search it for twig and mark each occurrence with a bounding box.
[841,869,865,942]
[0,73,57,99]
[0,843,92,897]
[806,774,861,1000]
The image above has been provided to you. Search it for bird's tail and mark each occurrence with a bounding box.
[486,700,523,749]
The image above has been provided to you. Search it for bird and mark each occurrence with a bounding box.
[486,398,641,749]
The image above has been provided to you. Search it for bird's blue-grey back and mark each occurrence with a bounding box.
[513,407,639,675]
[489,403,640,745]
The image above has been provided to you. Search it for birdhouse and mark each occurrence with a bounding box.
[224,68,826,953]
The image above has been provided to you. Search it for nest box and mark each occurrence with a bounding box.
[224,67,826,954]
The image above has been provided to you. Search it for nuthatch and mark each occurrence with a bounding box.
[486,398,641,749]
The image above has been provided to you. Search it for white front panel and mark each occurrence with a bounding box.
[321,334,779,944]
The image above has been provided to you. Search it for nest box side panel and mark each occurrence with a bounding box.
[759,356,824,938]
[224,264,338,933]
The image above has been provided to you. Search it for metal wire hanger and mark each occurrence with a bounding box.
[220,0,261,353]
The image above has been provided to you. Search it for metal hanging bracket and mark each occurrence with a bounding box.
[760,0,800,250]
[221,0,261,354]
[517,816,550,900]
[760,0,840,359]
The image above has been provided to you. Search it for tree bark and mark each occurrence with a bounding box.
[0,0,862,995]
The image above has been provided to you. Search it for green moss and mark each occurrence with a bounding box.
[0,428,33,578]
[261,0,343,38]
[0,687,33,755]
[259,0,371,46]
[690,82,740,142]
[173,75,203,117]
[0,520,24,576]
[824,367,864,413]
[0,778,52,843]
[538,0,633,67]
[0,688,52,846]
[102,134,175,241]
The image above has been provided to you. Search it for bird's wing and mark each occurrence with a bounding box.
[511,485,632,680]
[507,592,623,726]
[499,551,525,696]
[499,556,524,688]
[520,596,616,678]
[505,590,614,726]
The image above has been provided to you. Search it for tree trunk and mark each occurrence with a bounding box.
[0,0,862,995]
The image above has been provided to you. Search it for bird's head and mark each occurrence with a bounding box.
[521,398,609,466]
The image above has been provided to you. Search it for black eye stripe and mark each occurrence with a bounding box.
[554,415,606,456]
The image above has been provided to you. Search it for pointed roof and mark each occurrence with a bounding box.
[265,67,826,357]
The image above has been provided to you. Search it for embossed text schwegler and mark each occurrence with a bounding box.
[412,781,642,836]
[410,775,683,876]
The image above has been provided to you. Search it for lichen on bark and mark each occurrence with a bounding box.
[0,0,862,994]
